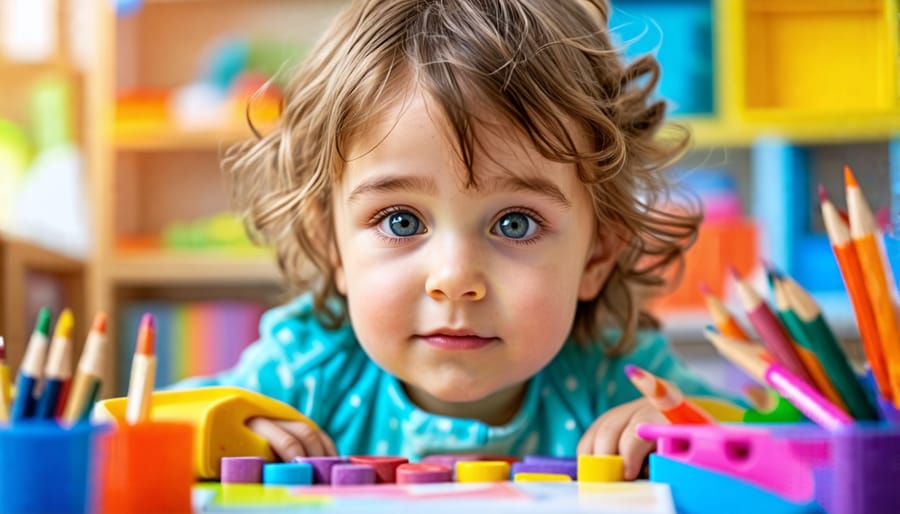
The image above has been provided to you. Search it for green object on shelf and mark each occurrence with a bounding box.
[30,75,72,152]
[162,213,257,251]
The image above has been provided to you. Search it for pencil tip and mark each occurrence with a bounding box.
[35,307,51,337]
[623,364,640,378]
[817,183,829,203]
[844,165,858,188]
[140,313,155,330]
[137,313,156,355]
[699,282,710,295]
[54,309,74,340]
[92,312,107,334]
[727,264,741,281]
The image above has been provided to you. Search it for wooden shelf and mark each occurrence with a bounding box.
[114,125,260,151]
[108,251,280,285]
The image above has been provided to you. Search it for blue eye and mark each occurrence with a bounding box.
[495,212,536,239]
[382,211,422,237]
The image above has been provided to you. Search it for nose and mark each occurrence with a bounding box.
[425,236,487,302]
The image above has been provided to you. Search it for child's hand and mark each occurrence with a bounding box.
[576,398,664,480]
[247,417,338,461]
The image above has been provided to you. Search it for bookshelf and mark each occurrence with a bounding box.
[611,0,900,345]
[87,0,350,393]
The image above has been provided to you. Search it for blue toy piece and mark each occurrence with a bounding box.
[649,454,825,514]
[263,462,314,486]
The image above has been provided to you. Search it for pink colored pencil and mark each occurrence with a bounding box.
[731,268,815,386]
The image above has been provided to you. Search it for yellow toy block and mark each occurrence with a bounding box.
[94,386,318,480]
[455,461,510,483]
[513,472,572,483]
[577,455,624,483]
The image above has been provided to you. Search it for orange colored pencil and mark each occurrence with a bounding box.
[125,314,156,424]
[624,364,715,424]
[700,282,751,340]
[820,184,891,400]
[845,166,900,405]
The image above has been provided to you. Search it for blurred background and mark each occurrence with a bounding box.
[0,0,897,397]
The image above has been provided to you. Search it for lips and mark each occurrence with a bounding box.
[419,332,496,350]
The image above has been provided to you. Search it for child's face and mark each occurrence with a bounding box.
[331,89,618,417]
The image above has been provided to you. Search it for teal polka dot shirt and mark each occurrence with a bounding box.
[178,294,733,460]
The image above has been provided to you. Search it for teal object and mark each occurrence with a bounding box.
[609,1,714,115]
[263,462,314,486]
[650,454,825,514]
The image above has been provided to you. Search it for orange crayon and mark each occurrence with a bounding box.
[624,364,715,424]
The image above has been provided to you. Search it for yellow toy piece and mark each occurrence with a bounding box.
[94,386,318,480]
[514,472,572,483]
[577,455,624,483]
[455,461,510,483]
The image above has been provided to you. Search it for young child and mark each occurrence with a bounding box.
[180,0,729,480]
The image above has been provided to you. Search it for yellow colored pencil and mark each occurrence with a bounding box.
[62,312,108,425]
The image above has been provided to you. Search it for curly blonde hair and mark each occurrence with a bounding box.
[225,0,700,355]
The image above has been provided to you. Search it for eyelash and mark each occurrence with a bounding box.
[492,207,547,246]
[367,205,549,245]
[369,206,425,246]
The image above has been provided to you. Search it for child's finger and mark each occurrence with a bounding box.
[617,421,655,480]
[277,420,331,457]
[247,417,313,461]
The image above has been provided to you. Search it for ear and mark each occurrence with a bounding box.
[577,229,624,301]
[330,239,347,295]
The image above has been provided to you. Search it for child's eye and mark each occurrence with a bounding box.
[379,210,424,237]
[492,211,539,240]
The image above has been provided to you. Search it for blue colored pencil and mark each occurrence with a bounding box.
[10,308,52,421]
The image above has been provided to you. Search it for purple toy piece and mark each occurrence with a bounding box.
[331,463,376,486]
[293,456,348,485]
[512,457,578,480]
[831,424,900,514]
[395,463,453,484]
[220,456,265,484]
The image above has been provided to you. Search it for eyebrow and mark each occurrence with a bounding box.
[347,173,571,208]
[348,176,438,203]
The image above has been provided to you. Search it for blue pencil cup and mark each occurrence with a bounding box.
[0,421,103,514]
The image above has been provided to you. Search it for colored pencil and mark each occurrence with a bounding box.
[768,271,848,413]
[844,168,900,406]
[731,268,815,385]
[62,312,108,425]
[820,184,891,400]
[781,275,878,420]
[126,313,156,424]
[11,307,52,420]
[35,309,74,419]
[0,337,7,423]
[704,329,853,430]
[624,364,715,424]
[700,282,751,340]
